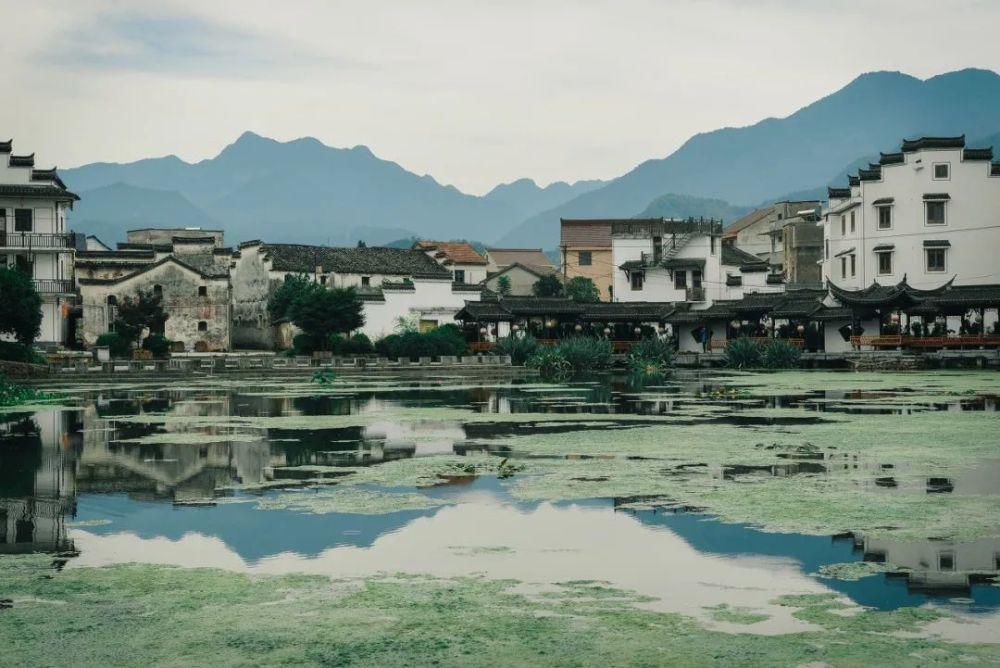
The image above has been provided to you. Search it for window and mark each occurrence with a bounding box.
[692,269,703,289]
[198,286,207,297]
[674,271,687,290]
[454,269,465,284]
[840,257,847,279]
[630,271,644,291]
[652,237,662,262]
[107,295,117,306]
[578,251,592,266]
[840,216,845,236]
[361,276,371,287]
[319,275,327,285]
[850,254,856,277]
[877,206,892,229]
[850,211,856,233]
[926,201,946,225]
[938,552,955,571]
[14,255,32,275]
[153,284,163,296]
[198,321,208,332]
[877,251,893,275]
[14,208,32,232]
[926,248,946,272]
[825,240,829,259]
[933,163,950,180]
[710,236,716,254]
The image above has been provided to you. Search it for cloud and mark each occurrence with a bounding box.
[44,10,349,79]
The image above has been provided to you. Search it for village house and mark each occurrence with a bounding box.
[230,242,482,347]
[723,199,822,270]
[559,219,613,300]
[0,140,80,346]
[74,228,232,351]
[762,206,825,287]
[480,247,558,296]
[413,240,489,284]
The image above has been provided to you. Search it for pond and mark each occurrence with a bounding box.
[2,370,1000,665]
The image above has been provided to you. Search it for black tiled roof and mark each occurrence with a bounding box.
[923,193,950,200]
[848,176,860,187]
[992,163,1000,177]
[30,168,67,189]
[858,167,881,182]
[726,274,742,287]
[0,139,11,153]
[8,153,34,167]
[879,152,904,165]
[721,244,766,268]
[927,284,1000,308]
[811,306,854,321]
[262,244,451,278]
[828,277,954,307]
[0,184,79,201]
[766,273,785,285]
[901,135,965,152]
[731,292,787,313]
[963,147,993,161]
[580,302,674,322]
[872,197,894,205]
[828,187,851,199]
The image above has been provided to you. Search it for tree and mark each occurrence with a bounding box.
[0,267,42,344]
[496,274,512,297]
[268,274,313,321]
[114,290,168,346]
[289,286,365,349]
[564,276,600,303]
[532,274,563,298]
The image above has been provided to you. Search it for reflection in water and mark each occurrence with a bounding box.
[1,373,998,629]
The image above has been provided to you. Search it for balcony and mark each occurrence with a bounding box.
[33,279,75,295]
[0,232,75,250]
[686,287,706,302]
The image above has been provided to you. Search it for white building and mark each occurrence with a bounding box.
[413,240,489,284]
[231,242,482,346]
[0,140,79,345]
[823,135,1000,290]
[612,218,779,305]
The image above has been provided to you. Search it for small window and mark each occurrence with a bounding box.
[361,276,371,287]
[198,286,207,297]
[850,211,856,233]
[319,275,327,285]
[674,270,687,290]
[153,284,163,296]
[578,251,592,266]
[933,163,950,180]
[877,251,893,275]
[840,256,847,279]
[454,269,465,284]
[850,254,856,277]
[198,321,208,332]
[692,269,703,289]
[710,236,716,254]
[107,295,117,306]
[824,240,829,259]
[926,248,946,272]
[877,206,892,230]
[630,271,644,291]
[14,208,32,232]
[938,551,955,571]
[926,201,946,225]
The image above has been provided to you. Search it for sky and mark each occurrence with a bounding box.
[4,0,1000,194]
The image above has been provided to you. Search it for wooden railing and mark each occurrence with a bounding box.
[32,279,75,294]
[711,337,805,350]
[468,339,639,354]
[851,335,1000,349]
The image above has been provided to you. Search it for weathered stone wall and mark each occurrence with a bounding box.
[79,261,231,351]
[230,245,284,348]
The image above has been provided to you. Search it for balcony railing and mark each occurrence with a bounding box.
[33,279,75,294]
[0,232,75,249]
[686,287,706,302]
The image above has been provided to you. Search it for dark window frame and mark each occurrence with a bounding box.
[578,250,592,266]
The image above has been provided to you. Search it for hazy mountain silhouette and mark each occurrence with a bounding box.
[497,68,1000,248]
[635,193,751,222]
[484,178,605,219]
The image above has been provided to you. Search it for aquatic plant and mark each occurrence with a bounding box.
[626,337,674,368]
[0,375,52,407]
[493,334,538,365]
[555,336,612,372]
[0,341,47,365]
[525,347,571,378]
[723,336,762,369]
[311,369,336,385]
[760,339,802,369]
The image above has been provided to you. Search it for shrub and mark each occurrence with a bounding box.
[293,333,321,355]
[142,334,172,357]
[342,333,374,355]
[96,332,133,358]
[493,335,538,366]
[724,336,762,369]
[564,276,600,303]
[555,336,612,372]
[0,374,52,407]
[526,347,571,378]
[0,267,42,344]
[532,274,563,297]
[375,327,466,359]
[0,341,46,365]
[761,338,802,369]
[627,337,674,368]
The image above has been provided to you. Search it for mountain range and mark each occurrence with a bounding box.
[62,68,1000,250]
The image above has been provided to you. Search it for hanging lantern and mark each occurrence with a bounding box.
[796,324,806,334]
[479,327,488,335]
[890,312,900,323]
[511,324,520,332]
[731,320,741,330]
[574,324,583,332]
[634,327,642,335]
[545,319,556,328]
[603,327,611,336]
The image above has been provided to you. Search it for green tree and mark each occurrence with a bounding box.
[564,276,600,303]
[532,274,563,298]
[0,267,42,344]
[496,274,512,297]
[268,274,313,321]
[114,290,168,346]
[289,286,365,349]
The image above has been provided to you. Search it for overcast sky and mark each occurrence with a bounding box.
[4,0,999,194]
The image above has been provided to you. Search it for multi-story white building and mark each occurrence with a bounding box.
[413,240,489,284]
[612,218,778,304]
[823,135,1000,290]
[0,140,79,345]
